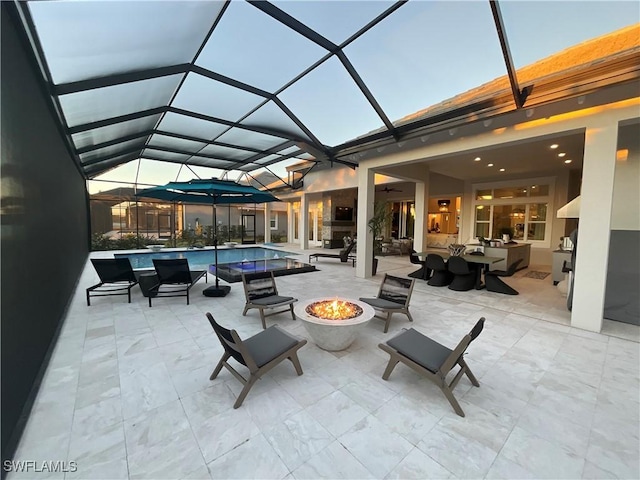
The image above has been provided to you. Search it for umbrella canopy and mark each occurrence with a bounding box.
[136,178,280,295]
[135,178,279,205]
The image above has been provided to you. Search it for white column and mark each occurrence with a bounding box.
[286,202,293,243]
[571,122,619,332]
[356,166,376,278]
[299,194,309,250]
[413,171,430,253]
[263,203,271,243]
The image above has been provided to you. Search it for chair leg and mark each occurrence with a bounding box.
[148,295,153,307]
[440,385,465,417]
[288,352,304,376]
[234,375,259,409]
[242,305,249,316]
[290,303,296,321]
[381,357,400,380]
[186,289,190,305]
[383,312,392,333]
[460,359,480,387]
[86,290,91,307]
[210,353,230,380]
[405,309,414,323]
[259,309,267,330]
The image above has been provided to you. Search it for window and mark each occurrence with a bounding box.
[472,179,553,244]
[270,211,278,230]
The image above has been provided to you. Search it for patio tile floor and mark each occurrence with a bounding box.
[9,245,639,480]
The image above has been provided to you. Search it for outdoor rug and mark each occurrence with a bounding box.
[524,271,551,280]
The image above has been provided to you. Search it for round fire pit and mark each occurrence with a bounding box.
[294,297,375,351]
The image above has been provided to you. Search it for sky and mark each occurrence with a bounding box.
[77,0,640,193]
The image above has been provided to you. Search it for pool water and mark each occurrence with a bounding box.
[116,246,295,270]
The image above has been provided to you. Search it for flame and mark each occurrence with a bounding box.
[306,298,363,321]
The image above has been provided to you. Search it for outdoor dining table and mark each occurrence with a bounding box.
[415,251,502,289]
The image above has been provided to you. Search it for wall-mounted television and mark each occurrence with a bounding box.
[335,206,353,221]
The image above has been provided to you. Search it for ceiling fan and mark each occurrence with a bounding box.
[377,186,403,193]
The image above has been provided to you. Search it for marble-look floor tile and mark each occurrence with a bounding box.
[124,399,191,455]
[11,250,640,480]
[385,447,453,479]
[128,427,207,479]
[263,410,333,471]
[372,394,439,445]
[180,383,238,425]
[244,388,303,430]
[120,362,178,419]
[192,407,260,463]
[338,415,413,478]
[206,434,289,480]
[497,426,585,479]
[306,390,369,437]
[417,423,499,479]
[292,440,374,480]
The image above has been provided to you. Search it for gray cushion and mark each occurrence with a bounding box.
[244,326,300,367]
[359,297,404,310]
[386,328,452,373]
[250,295,296,306]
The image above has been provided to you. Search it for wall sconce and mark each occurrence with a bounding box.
[438,199,450,212]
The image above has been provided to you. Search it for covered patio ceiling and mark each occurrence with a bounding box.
[12,1,639,187]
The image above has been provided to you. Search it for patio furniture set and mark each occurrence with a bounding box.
[408,249,520,295]
[87,257,485,417]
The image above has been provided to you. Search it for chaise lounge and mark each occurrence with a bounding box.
[308,239,356,266]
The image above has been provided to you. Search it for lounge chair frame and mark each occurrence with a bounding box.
[378,317,485,417]
[206,313,307,408]
[148,258,207,307]
[360,273,415,333]
[242,271,297,329]
[308,239,356,266]
[86,258,149,306]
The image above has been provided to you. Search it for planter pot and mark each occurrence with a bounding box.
[372,257,379,276]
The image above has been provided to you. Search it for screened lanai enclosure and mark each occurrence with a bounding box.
[15,0,638,188]
[2,0,639,467]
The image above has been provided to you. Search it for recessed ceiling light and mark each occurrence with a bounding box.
[532,185,537,189]
[499,168,505,172]
[487,163,494,167]
[564,159,572,164]
[558,152,566,157]
[474,157,481,161]
[550,144,559,149]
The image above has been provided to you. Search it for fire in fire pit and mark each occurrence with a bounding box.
[305,298,363,321]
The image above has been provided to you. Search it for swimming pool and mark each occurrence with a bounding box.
[116,246,296,270]
[117,246,317,283]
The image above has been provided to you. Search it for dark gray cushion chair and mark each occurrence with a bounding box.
[426,254,453,286]
[447,256,477,291]
[359,274,415,333]
[485,259,522,295]
[148,258,207,306]
[242,271,297,329]
[206,313,307,408]
[378,317,485,417]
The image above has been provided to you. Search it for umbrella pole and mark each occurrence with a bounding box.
[214,202,219,289]
[205,199,230,297]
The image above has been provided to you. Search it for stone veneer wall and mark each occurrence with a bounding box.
[321,189,357,242]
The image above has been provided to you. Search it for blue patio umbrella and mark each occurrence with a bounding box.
[136,179,280,296]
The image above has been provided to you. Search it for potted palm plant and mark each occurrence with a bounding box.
[367,201,392,275]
